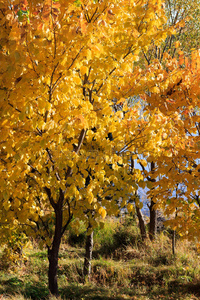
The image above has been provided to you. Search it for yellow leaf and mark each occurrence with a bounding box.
[87,192,94,204]
[174,41,180,48]
[115,111,124,119]
[73,76,82,85]
[121,63,132,72]
[90,43,104,57]
[150,86,160,93]
[99,207,107,219]
[60,55,68,66]
[127,203,134,213]
[46,102,51,110]
[80,65,88,76]
[116,98,126,104]
[3,201,11,211]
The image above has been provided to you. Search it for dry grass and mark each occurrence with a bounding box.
[0,219,200,299]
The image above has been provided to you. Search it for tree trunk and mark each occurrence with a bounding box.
[48,246,60,296]
[149,161,157,241]
[135,206,147,240]
[172,229,176,255]
[48,208,63,296]
[149,198,157,241]
[83,228,93,280]
[172,208,177,255]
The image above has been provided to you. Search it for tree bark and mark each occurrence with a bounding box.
[172,208,177,255]
[148,161,157,241]
[83,228,93,280]
[149,198,157,241]
[48,207,63,296]
[135,206,147,241]
[172,229,176,255]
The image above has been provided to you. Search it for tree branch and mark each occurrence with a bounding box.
[44,187,56,209]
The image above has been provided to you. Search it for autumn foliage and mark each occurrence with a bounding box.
[0,0,200,295]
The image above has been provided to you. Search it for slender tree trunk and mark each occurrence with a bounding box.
[149,161,157,241]
[130,156,147,241]
[83,227,93,280]
[135,206,147,240]
[48,207,63,296]
[172,208,177,255]
[149,198,157,241]
[172,229,176,255]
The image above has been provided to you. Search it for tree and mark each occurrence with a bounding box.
[142,49,200,241]
[140,0,200,65]
[130,0,200,240]
[116,47,200,240]
[113,78,183,239]
[165,0,200,54]
[0,0,168,295]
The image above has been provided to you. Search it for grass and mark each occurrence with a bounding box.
[0,218,200,299]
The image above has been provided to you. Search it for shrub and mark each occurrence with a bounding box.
[95,216,140,257]
[1,229,28,269]
[66,221,87,247]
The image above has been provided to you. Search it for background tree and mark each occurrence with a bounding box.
[116,45,199,240]
[165,0,200,54]
[143,50,200,241]
[119,0,200,239]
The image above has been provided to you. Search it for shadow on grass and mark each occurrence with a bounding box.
[0,277,49,300]
[60,285,138,300]
[0,277,24,292]
[148,281,200,300]
[24,282,49,300]
[173,282,200,298]
[60,280,200,300]
[0,276,24,296]
[1,277,200,300]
